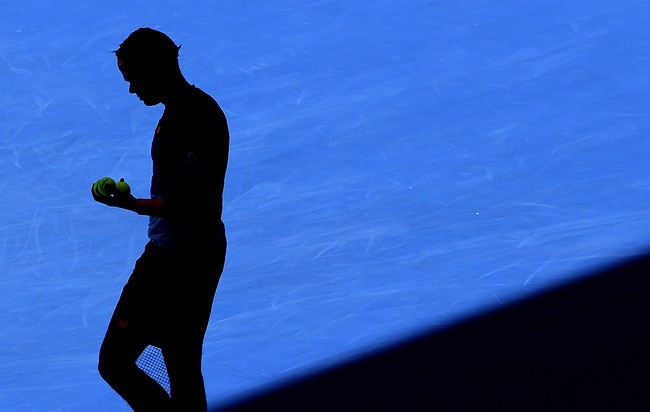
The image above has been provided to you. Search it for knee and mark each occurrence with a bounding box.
[98,345,128,385]
[98,351,116,384]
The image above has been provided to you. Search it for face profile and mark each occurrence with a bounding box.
[114,28,182,106]
[121,69,164,106]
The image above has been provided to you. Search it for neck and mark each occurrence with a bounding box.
[161,75,192,106]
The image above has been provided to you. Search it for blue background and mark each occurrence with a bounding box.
[1,1,649,410]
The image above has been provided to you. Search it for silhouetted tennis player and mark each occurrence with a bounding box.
[93,28,229,411]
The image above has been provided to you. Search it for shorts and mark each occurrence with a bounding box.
[109,240,227,346]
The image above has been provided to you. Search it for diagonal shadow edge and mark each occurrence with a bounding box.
[213,253,650,411]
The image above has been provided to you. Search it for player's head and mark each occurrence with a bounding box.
[115,28,181,105]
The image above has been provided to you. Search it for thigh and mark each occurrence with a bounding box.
[100,248,155,362]
[114,244,165,337]
[162,242,227,339]
[100,313,150,367]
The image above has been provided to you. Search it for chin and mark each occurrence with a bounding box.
[140,98,161,106]
[136,94,162,106]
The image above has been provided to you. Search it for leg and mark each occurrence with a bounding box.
[161,241,226,411]
[99,317,172,411]
[163,337,208,411]
[98,242,173,411]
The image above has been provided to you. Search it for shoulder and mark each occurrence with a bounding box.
[180,87,227,128]
[166,87,225,126]
[190,87,223,113]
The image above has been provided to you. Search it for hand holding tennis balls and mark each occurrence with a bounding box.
[92,177,135,209]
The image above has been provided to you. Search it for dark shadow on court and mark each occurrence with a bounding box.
[212,253,650,411]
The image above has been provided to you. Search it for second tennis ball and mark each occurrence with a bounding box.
[115,178,131,195]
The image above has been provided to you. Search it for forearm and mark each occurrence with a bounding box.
[129,197,209,217]
[128,198,166,216]
[130,196,218,218]
[93,180,209,218]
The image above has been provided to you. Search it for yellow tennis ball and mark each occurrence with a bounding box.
[96,177,116,197]
[116,180,131,195]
